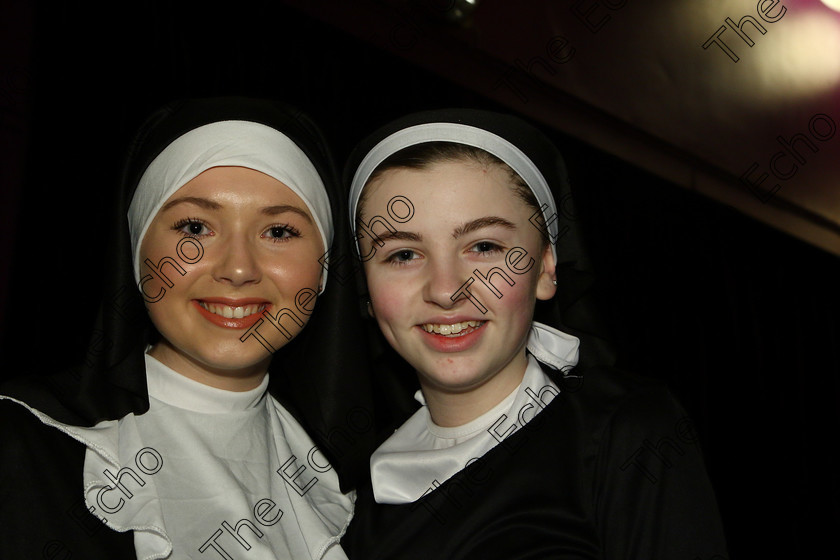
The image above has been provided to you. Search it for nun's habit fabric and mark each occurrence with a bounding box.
[0,98,376,559]
[341,109,729,559]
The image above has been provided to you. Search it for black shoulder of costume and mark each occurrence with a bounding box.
[3,96,380,491]
[343,363,729,560]
[0,399,135,559]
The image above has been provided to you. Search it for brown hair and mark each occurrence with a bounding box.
[358,142,547,241]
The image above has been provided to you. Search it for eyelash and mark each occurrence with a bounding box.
[385,249,417,266]
[470,241,504,255]
[383,241,504,267]
[172,217,210,238]
[263,224,301,243]
[170,218,301,243]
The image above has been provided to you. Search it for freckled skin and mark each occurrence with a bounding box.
[359,160,556,426]
[140,166,324,391]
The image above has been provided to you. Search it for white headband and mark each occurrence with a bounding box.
[348,123,559,263]
[128,120,333,291]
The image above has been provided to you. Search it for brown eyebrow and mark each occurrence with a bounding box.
[452,216,517,238]
[260,205,313,224]
[374,230,423,243]
[370,216,515,244]
[160,196,222,212]
[160,197,312,223]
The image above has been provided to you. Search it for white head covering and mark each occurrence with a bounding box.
[348,122,559,264]
[128,120,333,291]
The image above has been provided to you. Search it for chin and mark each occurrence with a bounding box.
[419,360,490,392]
[199,357,270,378]
[171,340,268,374]
[207,348,270,370]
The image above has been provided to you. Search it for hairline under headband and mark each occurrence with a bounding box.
[348,122,559,263]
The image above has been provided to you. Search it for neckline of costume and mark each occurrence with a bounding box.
[144,352,269,413]
[421,383,520,441]
[369,322,581,504]
[414,321,579,441]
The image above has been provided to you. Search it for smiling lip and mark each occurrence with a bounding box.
[416,318,487,353]
[193,298,271,330]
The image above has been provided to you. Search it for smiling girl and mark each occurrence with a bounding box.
[0,98,372,559]
[342,109,729,559]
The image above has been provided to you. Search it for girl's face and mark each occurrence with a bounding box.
[139,166,324,389]
[360,159,556,414]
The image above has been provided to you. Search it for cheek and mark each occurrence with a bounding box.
[256,237,326,290]
[489,270,539,319]
[266,257,322,289]
[138,235,202,306]
[143,290,185,343]
[138,232,167,274]
[370,282,405,322]
[365,266,409,322]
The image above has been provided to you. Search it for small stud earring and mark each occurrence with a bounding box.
[552,280,558,286]
[366,300,374,317]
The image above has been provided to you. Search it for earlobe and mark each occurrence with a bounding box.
[535,243,557,301]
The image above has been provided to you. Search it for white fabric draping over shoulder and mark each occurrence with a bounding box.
[1,354,353,560]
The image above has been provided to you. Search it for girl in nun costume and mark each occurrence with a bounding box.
[342,109,729,559]
[0,98,375,559]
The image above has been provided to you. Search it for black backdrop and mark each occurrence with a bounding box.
[1,2,838,558]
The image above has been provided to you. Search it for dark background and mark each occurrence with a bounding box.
[1,2,838,558]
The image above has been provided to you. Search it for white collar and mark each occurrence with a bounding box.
[1,356,352,559]
[370,322,580,504]
[423,383,519,443]
[144,352,269,413]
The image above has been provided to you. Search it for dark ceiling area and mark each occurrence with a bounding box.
[288,0,840,255]
[1,1,838,558]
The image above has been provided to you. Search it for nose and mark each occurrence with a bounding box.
[422,255,473,310]
[211,233,262,286]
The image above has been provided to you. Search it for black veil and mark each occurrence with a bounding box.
[1,97,376,490]
[343,108,617,425]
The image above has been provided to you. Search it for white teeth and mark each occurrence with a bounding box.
[421,321,484,336]
[199,302,266,319]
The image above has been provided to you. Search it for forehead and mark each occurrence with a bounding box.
[167,166,310,210]
[363,160,529,223]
